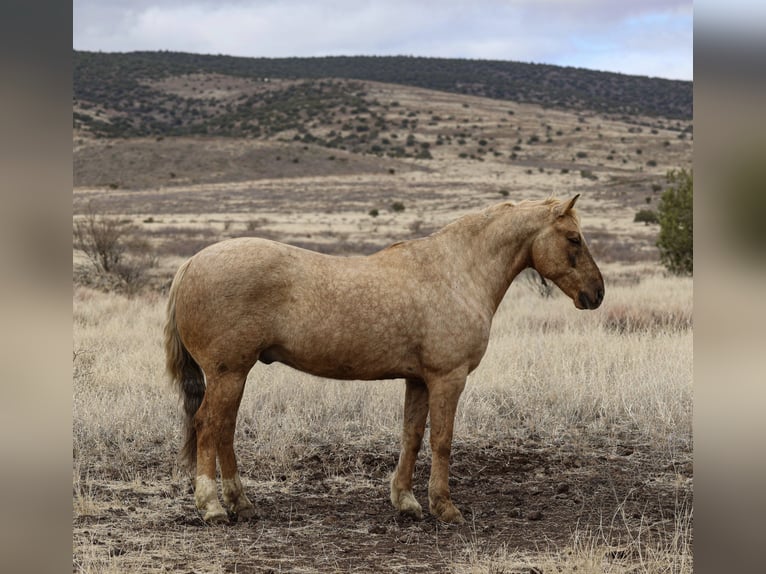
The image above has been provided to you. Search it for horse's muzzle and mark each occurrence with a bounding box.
[577,286,604,310]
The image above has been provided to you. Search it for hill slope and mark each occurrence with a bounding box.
[73,51,692,140]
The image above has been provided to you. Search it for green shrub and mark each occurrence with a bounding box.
[657,169,693,275]
[634,209,659,225]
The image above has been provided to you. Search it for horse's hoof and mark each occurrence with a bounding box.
[203,508,229,524]
[391,485,424,520]
[441,508,465,524]
[432,502,464,524]
[398,503,424,521]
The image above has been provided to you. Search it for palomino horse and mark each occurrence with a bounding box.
[164,195,604,524]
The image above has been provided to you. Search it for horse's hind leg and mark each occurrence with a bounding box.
[390,378,429,520]
[194,369,254,522]
[217,373,257,520]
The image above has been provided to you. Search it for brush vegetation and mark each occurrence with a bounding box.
[73,51,692,141]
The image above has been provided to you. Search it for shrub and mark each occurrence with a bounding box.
[634,209,659,225]
[74,202,156,293]
[390,202,405,213]
[74,203,130,274]
[657,169,693,275]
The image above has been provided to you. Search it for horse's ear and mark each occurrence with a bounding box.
[556,194,580,218]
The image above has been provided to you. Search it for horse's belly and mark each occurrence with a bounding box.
[258,343,419,381]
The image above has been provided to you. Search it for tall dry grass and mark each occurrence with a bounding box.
[464,273,692,450]
[73,271,692,476]
[73,269,692,572]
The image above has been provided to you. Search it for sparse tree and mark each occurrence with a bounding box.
[656,169,693,275]
[74,202,156,292]
[74,202,129,273]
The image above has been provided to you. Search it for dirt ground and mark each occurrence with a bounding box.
[73,435,692,573]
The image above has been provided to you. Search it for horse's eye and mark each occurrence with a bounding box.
[568,236,581,245]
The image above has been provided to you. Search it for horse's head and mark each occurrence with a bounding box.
[530,195,604,310]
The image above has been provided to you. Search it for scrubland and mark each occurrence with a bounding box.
[73,77,692,572]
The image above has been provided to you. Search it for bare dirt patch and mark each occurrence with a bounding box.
[73,136,427,190]
[73,436,691,573]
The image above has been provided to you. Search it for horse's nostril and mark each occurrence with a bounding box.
[597,287,604,303]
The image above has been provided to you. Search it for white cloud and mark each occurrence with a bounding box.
[73,1,692,79]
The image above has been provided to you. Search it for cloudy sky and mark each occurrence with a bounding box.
[73,1,693,80]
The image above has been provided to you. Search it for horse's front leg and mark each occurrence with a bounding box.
[194,370,254,522]
[390,378,429,519]
[426,371,467,524]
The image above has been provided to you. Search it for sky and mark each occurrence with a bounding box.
[73,1,693,81]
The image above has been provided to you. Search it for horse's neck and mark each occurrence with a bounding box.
[438,206,541,312]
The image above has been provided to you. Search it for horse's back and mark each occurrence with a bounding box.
[172,237,440,378]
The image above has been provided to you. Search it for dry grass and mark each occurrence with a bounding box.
[73,272,692,472]
[73,267,692,572]
[466,274,693,444]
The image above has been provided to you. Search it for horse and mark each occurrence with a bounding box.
[164,195,604,524]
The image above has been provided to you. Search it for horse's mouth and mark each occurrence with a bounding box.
[577,288,604,310]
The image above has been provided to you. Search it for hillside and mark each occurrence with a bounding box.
[73,51,692,141]
[74,74,692,281]
[74,49,693,283]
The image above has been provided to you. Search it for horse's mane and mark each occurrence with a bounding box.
[489,197,579,220]
[407,197,580,247]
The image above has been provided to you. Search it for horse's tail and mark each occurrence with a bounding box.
[164,258,205,472]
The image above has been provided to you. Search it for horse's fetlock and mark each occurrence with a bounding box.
[222,476,255,519]
[390,473,423,519]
